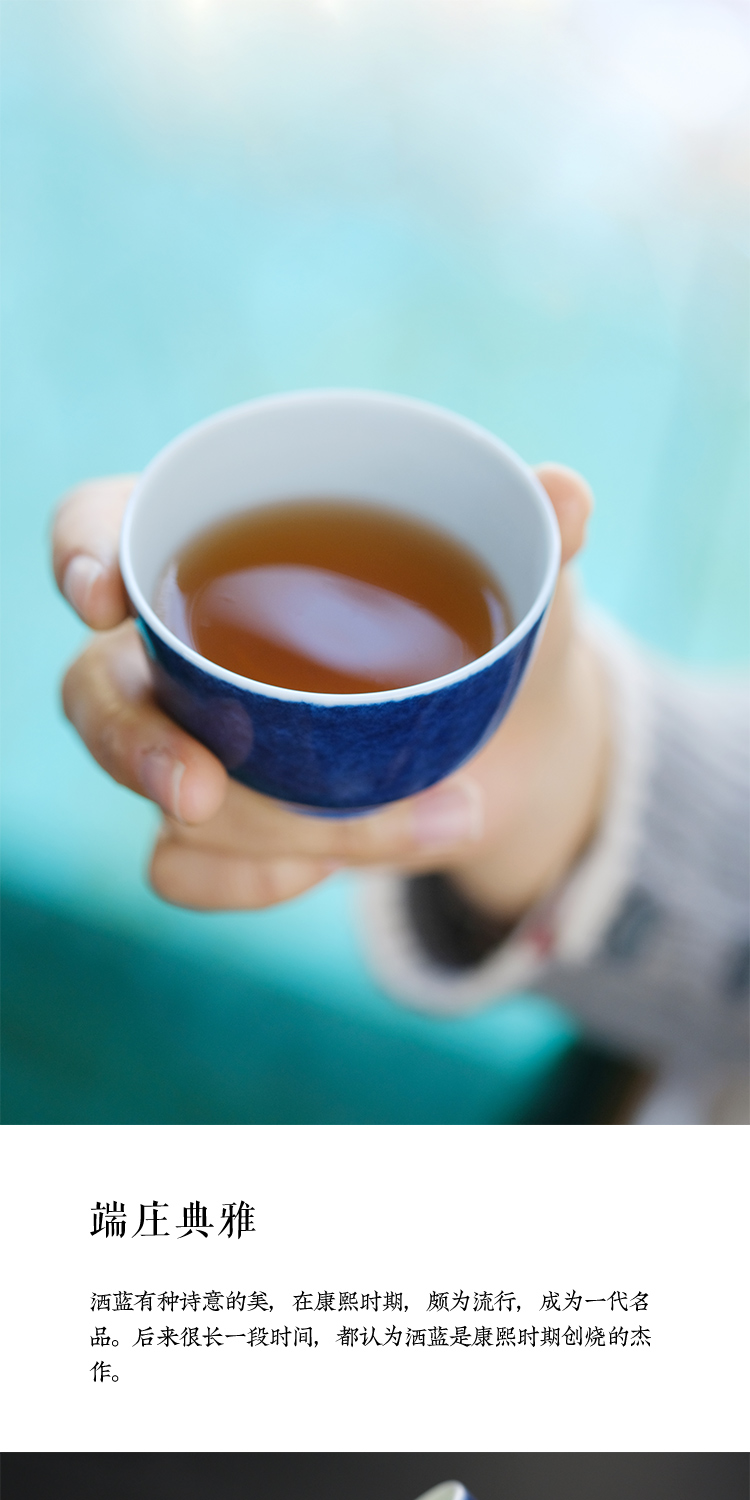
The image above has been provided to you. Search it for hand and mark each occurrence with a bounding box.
[53,466,609,917]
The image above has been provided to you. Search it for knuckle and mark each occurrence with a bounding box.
[96,714,129,774]
[246,858,309,909]
[60,659,82,725]
[147,845,171,900]
[97,701,157,792]
[148,842,189,906]
[246,860,283,907]
[60,641,105,734]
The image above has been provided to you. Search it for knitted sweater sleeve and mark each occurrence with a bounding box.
[358,613,749,1115]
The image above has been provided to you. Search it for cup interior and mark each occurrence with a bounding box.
[122,390,559,690]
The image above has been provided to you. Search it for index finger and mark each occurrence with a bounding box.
[52,475,136,629]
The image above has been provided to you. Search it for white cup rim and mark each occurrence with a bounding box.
[120,388,561,707]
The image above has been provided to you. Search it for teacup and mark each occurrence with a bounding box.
[120,389,559,813]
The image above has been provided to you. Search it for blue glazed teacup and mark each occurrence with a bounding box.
[120,390,560,813]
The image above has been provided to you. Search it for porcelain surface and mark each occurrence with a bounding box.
[122,390,559,812]
[141,613,541,809]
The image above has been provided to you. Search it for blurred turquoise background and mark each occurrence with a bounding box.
[2,0,748,1122]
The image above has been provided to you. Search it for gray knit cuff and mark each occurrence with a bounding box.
[357,610,654,1016]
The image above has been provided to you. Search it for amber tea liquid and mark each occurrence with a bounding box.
[154,499,512,694]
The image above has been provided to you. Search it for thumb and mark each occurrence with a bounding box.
[535,463,594,567]
[52,474,136,629]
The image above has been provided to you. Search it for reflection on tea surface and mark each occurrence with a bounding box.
[155,499,511,693]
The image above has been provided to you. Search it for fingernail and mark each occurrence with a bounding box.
[411,780,483,849]
[139,749,185,819]
[62,554,105,617]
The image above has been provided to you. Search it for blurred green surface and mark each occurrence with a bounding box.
[1,0,747,1122]
[3,886,582,1125]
